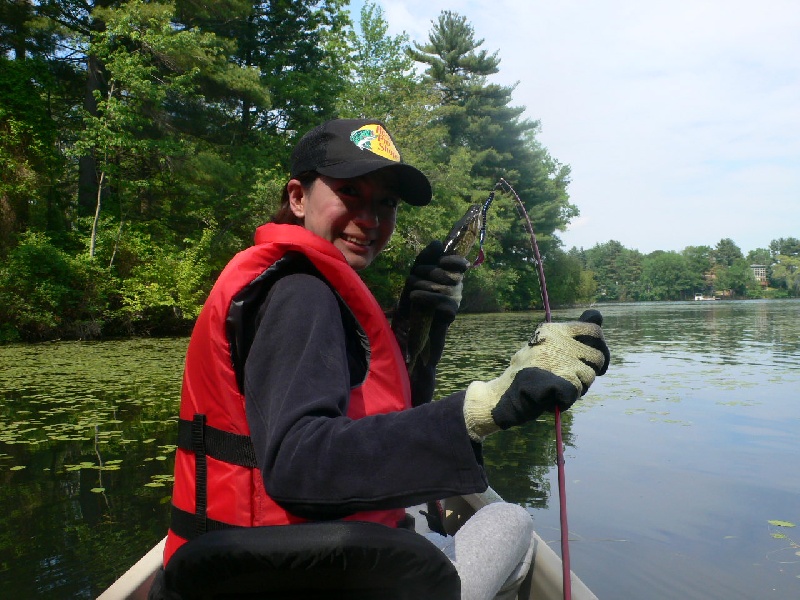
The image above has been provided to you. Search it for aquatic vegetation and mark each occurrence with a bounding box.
[765,520,799,579]
[768,520,797,536]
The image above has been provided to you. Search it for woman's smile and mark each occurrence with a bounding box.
[287,172,400,270]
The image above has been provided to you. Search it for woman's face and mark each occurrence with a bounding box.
[287,171,400,271]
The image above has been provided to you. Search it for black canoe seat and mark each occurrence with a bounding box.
[150,521,460,600]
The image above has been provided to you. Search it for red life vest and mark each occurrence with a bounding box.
[163,223,412,566]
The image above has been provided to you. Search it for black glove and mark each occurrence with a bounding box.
[399,241,469,321]
[463,310,610,440]
[392,241,470,406]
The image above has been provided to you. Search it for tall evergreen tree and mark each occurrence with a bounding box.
[713,237,743,267]
[409,9,519,176]
[409,10,576,309]
[193,0,351,164]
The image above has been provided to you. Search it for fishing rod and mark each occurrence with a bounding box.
[496,178,571,600]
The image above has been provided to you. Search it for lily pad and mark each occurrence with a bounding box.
[768,520,796,528]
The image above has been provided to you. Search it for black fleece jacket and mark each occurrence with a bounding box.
[243,273,487,520]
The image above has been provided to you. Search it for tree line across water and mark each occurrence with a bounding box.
[567,237,800,305]
[1,2,797,342]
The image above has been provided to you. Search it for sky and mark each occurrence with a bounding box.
[349,0,800,255]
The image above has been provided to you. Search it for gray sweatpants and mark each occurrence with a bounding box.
[417,502,535,600]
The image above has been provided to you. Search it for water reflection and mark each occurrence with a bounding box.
[593,300,800,367]
[0,339,186,598]
[438,311,577,508]
[439,299,800,600]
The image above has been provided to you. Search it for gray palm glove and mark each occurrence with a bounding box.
[463,310,610,441]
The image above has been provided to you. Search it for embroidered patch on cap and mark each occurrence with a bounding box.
[349,124,401,162]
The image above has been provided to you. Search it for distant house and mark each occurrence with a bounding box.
[751,264,768,286]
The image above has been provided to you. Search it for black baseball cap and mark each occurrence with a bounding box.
[290,119,432,206]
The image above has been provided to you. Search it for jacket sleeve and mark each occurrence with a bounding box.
[243,273,487,520]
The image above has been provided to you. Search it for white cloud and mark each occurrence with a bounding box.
[364,0,800,254]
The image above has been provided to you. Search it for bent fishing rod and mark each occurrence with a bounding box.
[488,178,572,600]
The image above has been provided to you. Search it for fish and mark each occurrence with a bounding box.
[402,203,484,374]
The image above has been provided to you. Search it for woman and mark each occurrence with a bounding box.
[158,119,610,599]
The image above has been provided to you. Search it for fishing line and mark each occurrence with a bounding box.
[496,178,571,600]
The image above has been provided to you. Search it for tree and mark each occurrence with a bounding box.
[220,0,349,159]
[543,247,596,305]
[408,10,501,152]
[747,247,771,265]
[770,254,800,295]
[682,245,714,287]
[715,258,759,298]
[1,1,606,337]
[0,0,76,252]
[72,0,263,257]
[408,10,576,310]
[584,240,642,301]
[409,10,574,230]
[769,237,800,258]
[0,57,61,252]
[336,2,421,122]
[714,238,743,267]
[30,0,125,215]
[640,251,694,300]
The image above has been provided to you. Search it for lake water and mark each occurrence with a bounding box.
[1,299,798,598]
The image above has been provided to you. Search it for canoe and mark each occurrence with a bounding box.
[99,486,597,600]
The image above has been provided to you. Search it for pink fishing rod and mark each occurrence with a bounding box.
[498,179,571,600]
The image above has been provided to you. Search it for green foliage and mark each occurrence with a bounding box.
[769,237,800,258]
[402,9,576,311]
[84,220,218,332]
[462,265,521,312]
[770,254,800,295]
[584,241,643,301]
[746,247,771,265]
[682,245,714,293]
[577,237,798,302]
[2,1,794,340]
[0,57,62,251]
[543,248,596,306]
[0,232,111,340]
[714,259,759,298]
[639,252,695,301]
[713,237,743,267]
[336,2,420,121]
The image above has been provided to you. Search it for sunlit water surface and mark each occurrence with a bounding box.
[0,299,798,598]
[441,300,800,600]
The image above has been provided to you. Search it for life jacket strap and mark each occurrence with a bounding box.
[191,414,208,536]
[170,504,240,542]
[175,415,258,539]
[177,417,258,468]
